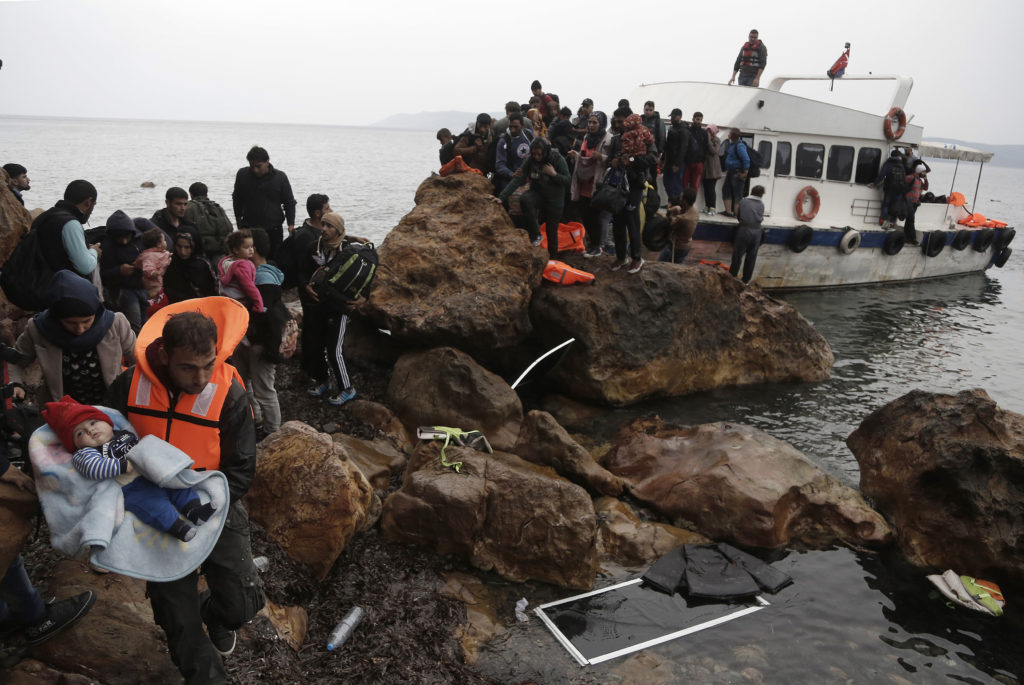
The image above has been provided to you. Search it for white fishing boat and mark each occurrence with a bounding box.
[633,75,1015,290]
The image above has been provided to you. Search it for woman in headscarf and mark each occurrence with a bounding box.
[9,270,136,405]
[569,111,612,257]
[702,124,723,214]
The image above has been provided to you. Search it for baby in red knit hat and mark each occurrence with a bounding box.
[42,396,217,542]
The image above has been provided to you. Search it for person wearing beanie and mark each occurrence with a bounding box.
[8,270,136,405]
[662,108,690,207]
[453,113,494,173]
[42,396,217,543]
[99,210,147,332]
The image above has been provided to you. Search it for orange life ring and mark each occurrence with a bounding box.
[794,186,821,221]
[884,107,907,140]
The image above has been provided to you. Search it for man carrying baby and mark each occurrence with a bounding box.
[105,297,262,685]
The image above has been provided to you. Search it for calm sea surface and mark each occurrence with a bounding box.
[2,116,1022,683]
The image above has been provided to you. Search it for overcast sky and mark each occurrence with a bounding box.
[1,0,1021,143]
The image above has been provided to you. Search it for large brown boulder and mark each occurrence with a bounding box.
[847,389,1024,590]
[26,560,179,684]
[605,417,892,550]
[594,497,710,568]
[387,347,523,452]
[529,260,834,405]
[367,173,547,352]
[0,482,38,574]
[381,441,598,589]
[246,422,375,581]
[513,410,624,496]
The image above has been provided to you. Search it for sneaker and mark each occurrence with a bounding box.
[328,387,357,406]
[627,258,645,274]
[610,258,631,272]
[306,382,330,398]
[602,244,616,256]
[582,248,602,258]
[531,236,543,247]
[209,626,236,657]
[709,208,717,215]
[25,591,96,646]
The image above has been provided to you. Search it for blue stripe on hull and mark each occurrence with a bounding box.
[692,222,1011,250]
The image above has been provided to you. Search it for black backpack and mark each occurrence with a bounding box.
[883,162,908,194]
[1,229,54,311]
[185,198,233,257]
[744,142,764,177]
[311,241,379,310]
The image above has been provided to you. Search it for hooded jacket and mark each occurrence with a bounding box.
[497,137,571,208]
[10,270,136,403]
[103,297,255,503]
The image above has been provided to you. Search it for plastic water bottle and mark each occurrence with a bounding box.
[326,606,365,651]
[253,556,269,572]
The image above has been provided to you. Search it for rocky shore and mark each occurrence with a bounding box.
[3,169,1023,683]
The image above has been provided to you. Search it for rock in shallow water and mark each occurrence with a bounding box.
[604,417,891,549]
[847,388,1024,591]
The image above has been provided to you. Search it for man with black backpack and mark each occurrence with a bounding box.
[184,182,234,263]
[870,149,908,229]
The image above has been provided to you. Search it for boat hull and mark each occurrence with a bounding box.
[687,223,1012,290]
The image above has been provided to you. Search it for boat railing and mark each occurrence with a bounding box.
[765,74,914,112]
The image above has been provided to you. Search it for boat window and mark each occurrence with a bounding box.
[855,147,882,184]
[758,141,772,171]
[826,145,855,182]
[795,143,825,179]
[775,142,791,176]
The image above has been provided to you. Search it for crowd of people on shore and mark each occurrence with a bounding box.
[0,143,376,683]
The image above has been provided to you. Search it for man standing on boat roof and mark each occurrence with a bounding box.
[729,29,767,87]
[232,145,297,258]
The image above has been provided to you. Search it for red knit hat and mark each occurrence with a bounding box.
[41,395,111,451]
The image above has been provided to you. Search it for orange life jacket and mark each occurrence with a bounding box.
[542,260,595,285]
[439,155,484,177]
[539,222,586,253]
[126,297,249,471]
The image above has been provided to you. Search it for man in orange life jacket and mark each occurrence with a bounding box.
[105,297,262,685]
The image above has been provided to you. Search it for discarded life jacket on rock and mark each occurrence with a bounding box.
[542,260,595,285]
[539,222,586,253]
[439,155,484,177]
[416,426,493,472]
[927,570,1005,616]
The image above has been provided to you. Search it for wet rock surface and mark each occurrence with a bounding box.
[529,261,835,405]
[0,483,37,574]
[367,173,547,352]
[848,388,1024,591]
[604,417,892,550]
[381,441,599,590]
[513,409,624,496]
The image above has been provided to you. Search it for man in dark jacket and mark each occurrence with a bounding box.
[3,163,30,205]
[152,186,202,251]
[662,109,690,207]
[683,112,710,191]
[496,137,571,258]
[105,303,263,684]
[231,145,297,257]
[492,113,534,195]
[34,180,101,281]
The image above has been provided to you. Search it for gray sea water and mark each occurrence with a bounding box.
[2,116,1022,683]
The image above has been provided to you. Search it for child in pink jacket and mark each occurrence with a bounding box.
[218,229,264,313]
[134,228,172,301]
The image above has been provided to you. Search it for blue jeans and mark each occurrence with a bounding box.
[724,170,746,208]
[122,478,200,533]
[663,165,684,202]
[0,554,45,627]
[119,288,149,333]
[738,73,756,86]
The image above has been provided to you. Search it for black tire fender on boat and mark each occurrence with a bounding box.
[642,214,670,252]
[788,225,813,253]
[973,228,995,252]
[838,228,861,255]
[882,230,905,255]
[923,230,946,257]
[951,229,972,251]
[995,227,1016,251]
[994,247,1012,268]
